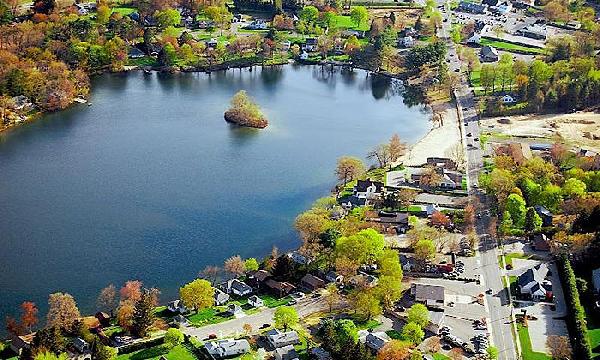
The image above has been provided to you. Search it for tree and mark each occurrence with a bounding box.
[274,306,299,331]
[506,193,527,228]
[205,6,232,36]
[547,335,572,360]
[524,207,542,233]
[164,328,184,348]
[414,239,436,262]
[350,6,368,28]
[180,279,214,311]
[376,275,403,310]
[243,323,253,335]
[244,258,259,272]
[120,280,143,302]
[34,326,66,354]
[401,322,424,344]
[335,156,365,186]
[407,303,430,328]
[131,290,156,337]
[326,283,340,313]
[377,340,411,360]
[299,6,318,23]
[117,300,135,329]
[448,348,463,360]
[46,293,80,332]
[200,265,221,285]
[224,255,246,277]
[34,352,67,360]
[419,166,443,188]
[351,290,382,321]
[93,341,117,360]
[155,8,181,30]
[487,346,499,359]
[563,178,587,198]
[367,143,391,168]
[20,302,38,333]
[96,5,111,24]
[97,284,117,315]
[388,134,406,163]
[430,211,451,228]
[295,209,329,248]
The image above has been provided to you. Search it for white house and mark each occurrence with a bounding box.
[275,345,299,360]
[205,339,250,359]
[265,329,300,348]
[248,295,264,307]
[518,263,552,301]
[214,288,230,306]
[221,279,253,297]
[400,36,415,48]
[299,52,309,60]
[167,299,190,314]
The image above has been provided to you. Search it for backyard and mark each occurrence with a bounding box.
[479,38,547,55]
[517,323,551,360]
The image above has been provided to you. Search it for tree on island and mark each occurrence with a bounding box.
[224,90,268,129]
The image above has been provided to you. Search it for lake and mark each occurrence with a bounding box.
[0,65,430,320]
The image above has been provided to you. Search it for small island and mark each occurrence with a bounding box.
[224,90,269,129]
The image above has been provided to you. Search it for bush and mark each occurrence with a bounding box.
[558,254,592,359]
[164,328,184,349]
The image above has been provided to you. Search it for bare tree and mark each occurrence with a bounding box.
[97,284,117,315]
[367,143,391,168]
[445,142,466,171]
[547,335,572,360]
[200,265,221,285]
[224,255,245,277]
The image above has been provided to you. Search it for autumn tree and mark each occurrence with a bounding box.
[224,255,246,277]
[414,239,436,263]
[335,156,365,186]
[419,166,443,188]
[377,340,411,360]
[273,306,299,331]
[117,301,135,329]
[243,323,252,335]
[325,283,340,313]
[46,292,80,332]
[448,348,463,360]
[120,280,143,302]
[367,143,392,168]
[97,284,117,315]
[388,134,407,163]
[21,302,38,333]
[200,265,221,285]
[430,211,451,228]
[179,279,214,311]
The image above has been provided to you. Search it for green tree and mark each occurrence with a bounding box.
[299,6,319,23]
[34,352,68,360]
[180,279,215,311]
[487,346,499,359]
[563,178,587,198]
[524,207,542,233]
[499,210,513,236]
[506,193,527,228]
[155,9,181,30]
[131,290,156,337]
[414,239,436,262]
[350,6,368,28]
[401,322,424,344]
[93,342,117,360]
[351,290,381,321]
[407,303,430,328]
[205,6,232,35]
[244,258,259,272]
[274,306,299,330]
[164,328,184,349]
[96,5,111,24]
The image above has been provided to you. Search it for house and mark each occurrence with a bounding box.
[265,279,296,297]
[354,179,384,201]
[351,272,378,287]
[281,41,291,51]
[358,330,390,353]
[480,45,499,62]
[325,271,343,283]
[534,205,553,227]
[248,295,264,307]
[248,269,272,289]
[226,303,245,318]
[9,332,35,355]
[214,288,230,306]
[128,47,145,59]
[94,312,110,327]
[299,51,309,60]
[205,339,250,359]
[400,254,417,272]
[565,20,582,30]
[334,42,345,54]
[310,347,332,360]
[531,233,550,251]
[275,345,299,360]
[304,38,317,52]
[399,36,415,48]
[371,211,410,234]
[501,94,515,104]
[427,311,445,334]
[288,251,309,265]
[206,38,218,48]
[457,1,486,13]
[72,338,90,354]
[265,329,300,348]
[172,314,188,325]
[515,24,547,40]
[411,283,445,309]
[221,279,253,297]
[467,33,481,44]
[167,299,190,314]
[592,268,600,294]
[300,274,325,291]
[518,263,552,301]
[482,0,499,6]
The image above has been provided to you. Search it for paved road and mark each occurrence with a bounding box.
[438,4,519,359]
[182,296,328,340]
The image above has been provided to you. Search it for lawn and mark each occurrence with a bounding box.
[128,56,159,67]
[584,302,600,358]
[186,307,232,326]
[331,15,370,31]
[260,294,291,308]
[355,319,382,330]
[432,354,451,360]
[502,252,532,268]
[112,6,136,16]
[479,38,546,55]
[517,323,551,360]
[117,344,195,360]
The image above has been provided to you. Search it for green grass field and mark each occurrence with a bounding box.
[517,323,551,360]
[186,307,232,326]
[479,38,546,55]
[432,354,451,360]
[331,15,370,31]
[502,253,532,268]
[117,345,195,360]
[112,6,137,16]
[260,294,291,308]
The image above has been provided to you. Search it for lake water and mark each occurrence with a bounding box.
[0,65,430,321]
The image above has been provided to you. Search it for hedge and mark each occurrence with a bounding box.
[557,254,593,360]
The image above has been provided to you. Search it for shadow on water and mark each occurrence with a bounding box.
[370,74,392,100]
[340,67,358,86]
[402,84,427,109]
[260,66,284,89]
[226,123,262,146]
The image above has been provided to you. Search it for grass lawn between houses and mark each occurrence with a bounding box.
[501,252,532,268]
[186,307,233,326]
[584,301,600,358]
[116,344,195,360]
[479,38,547,55]
[331,15,370,31]
[517,323,551,360]
[260,294,291,308]
[432,354,451,360]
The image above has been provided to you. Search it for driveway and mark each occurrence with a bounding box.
[182,296,328,339]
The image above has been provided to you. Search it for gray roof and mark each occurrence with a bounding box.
[266,329,300,348]
[205,339,250,358]
[275,345,299,360]
[364,332,390,351]
[518,263,548,288]
[412,283,445,302]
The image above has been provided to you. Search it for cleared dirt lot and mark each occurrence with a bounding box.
[481,112,600,152]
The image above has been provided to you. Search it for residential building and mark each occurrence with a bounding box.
[399,36,415,48]
[369,211,409,234]
[288,251,309,265]
[9,333,34,355]
[300,274,325,291]
[248,295,264,307]
[457,1,486,13]
[214,288,230,306]
[325,271,343,283]
[426,157,457,170]
[72,338,90,354]
[427,311,445,334]
[304,38,317,52]
[518,263,552,301]
[226,303,245,317]
[534,205,553,227]
[310,347,332,360]
[411,283,445,309]
[358,330,391,353]
[515,24,547,40]
[480,45,499,62]
[204,339,250,359]
[167,299,190,314]
[275,345,299,360]
[95,312,110,327]
[248,269,272,289]
[592,268,600,293]
[221,279,253,297]
[265,279,296,297]
[501,94,515,104]
[265,329,300,348]
[531,233,550,252]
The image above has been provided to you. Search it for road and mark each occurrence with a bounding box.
[439,4,519,359]
[182,296,328,340]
